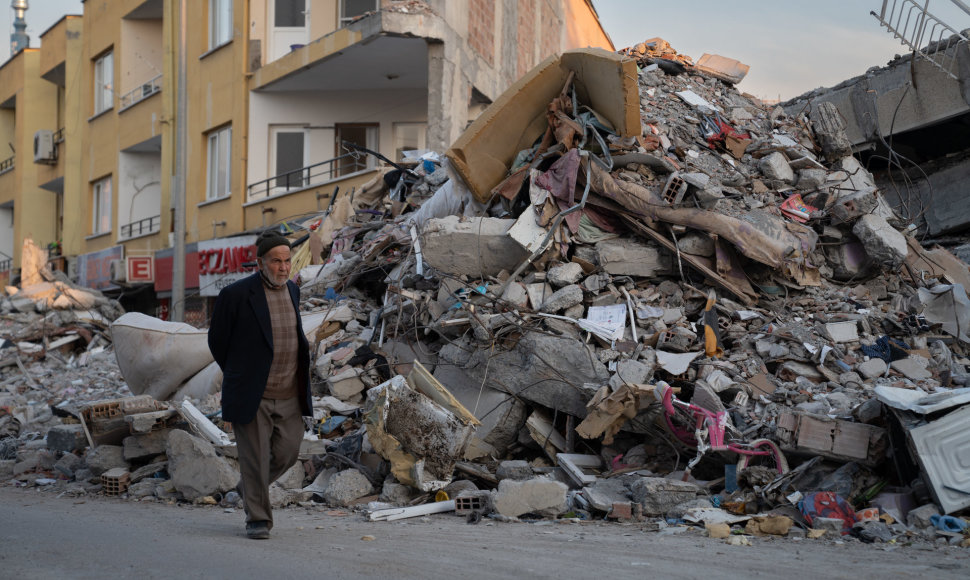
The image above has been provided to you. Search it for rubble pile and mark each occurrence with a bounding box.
[3,43,970,546]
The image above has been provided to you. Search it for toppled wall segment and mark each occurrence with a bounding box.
[446,48,639,203]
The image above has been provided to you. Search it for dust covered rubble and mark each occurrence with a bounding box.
[3,40,970,546]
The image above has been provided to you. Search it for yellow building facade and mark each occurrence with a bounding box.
[1,0,612,319]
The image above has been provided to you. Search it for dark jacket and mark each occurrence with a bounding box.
[208,272,312,424]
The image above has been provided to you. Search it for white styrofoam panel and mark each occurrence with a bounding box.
[909,404,970,514]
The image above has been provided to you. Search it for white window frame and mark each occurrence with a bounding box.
[94,51,113,115]
[207,126,232,201]
[339,0,379,26]
[270,126,309,192]
[209,0,233,49]
[92,177,112,235]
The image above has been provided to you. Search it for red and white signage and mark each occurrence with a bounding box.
[127,256,154,283]
[197,235,257,296]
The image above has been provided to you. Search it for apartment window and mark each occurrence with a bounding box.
[94,51,113,115]
[92,177,112,235]
[272,128,307,190]
[393,122,427,163]
[340,0,378,25]
[209,0,233,49]
[275,0,306,27]
[336,123,378,176]
[206,126,232,200]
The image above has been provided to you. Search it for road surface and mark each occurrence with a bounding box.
[1,486,968,579]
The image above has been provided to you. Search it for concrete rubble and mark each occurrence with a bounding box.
[2,39,969,549]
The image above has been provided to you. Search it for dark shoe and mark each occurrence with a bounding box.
[246,521,270,540]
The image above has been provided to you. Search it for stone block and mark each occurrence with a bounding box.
[127,479,157,499]
[797,168,827,190]
[629,477,702,516]
[85,445,128,476]
[853,214,907,268]
[493,477,568,518]
[539,284,583,313]
[46,424,88,454]
[323,469,372,507]
[759,151,794,183]
[166,430,238,501]
[0,459,13,480]
[547,263,584,288]
[496,460,534,481]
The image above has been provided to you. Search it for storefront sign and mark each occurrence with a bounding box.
[76,245,124,290]
[198,235,257,296]
[127,256,154,283]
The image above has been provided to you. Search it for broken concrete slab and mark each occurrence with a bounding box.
[122,429,173,462]
[595,238,671,278]
[420,216,531,278]
[496,460,534,481]
[759,152,795,183]
[84,445,128,476]
[165,429,238,501]
[437,332,607,418]
[853,214,908,268]
[539,284,584,314]
[546,262,584,288]
[493,477,568,518]
[857,357,888,379]
[46,424,87,454]
[323,469,373,507]
[629,477,703,516]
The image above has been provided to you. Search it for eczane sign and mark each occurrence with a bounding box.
[198,235,257,296]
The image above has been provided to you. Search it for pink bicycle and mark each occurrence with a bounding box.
[654,381,789,479]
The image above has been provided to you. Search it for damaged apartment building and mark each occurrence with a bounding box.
[784,1,970,252]
[0,0,612,322]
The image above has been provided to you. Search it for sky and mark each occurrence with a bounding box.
[3,1,969,100]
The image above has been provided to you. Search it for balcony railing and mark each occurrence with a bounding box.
[54,127,65,143]
[120,214,161,239]
[247,153,368,201]
[0,258,10,272]
[119,74,162,111]
[0,155,12,175]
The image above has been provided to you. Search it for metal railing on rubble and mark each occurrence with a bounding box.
[119,215,161,239]
[119,74,162,111]
[246,153,368,201]
[872,0,970,79]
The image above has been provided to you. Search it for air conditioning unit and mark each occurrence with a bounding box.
[33,130,56,164]
[109,259,126,283]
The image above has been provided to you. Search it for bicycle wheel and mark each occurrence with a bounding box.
[736,439,789,474]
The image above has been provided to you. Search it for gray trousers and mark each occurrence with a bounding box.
[232,397,303,528]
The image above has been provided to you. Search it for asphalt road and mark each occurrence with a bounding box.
[1,486,968,580]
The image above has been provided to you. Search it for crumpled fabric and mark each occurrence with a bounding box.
[859,335,910,363]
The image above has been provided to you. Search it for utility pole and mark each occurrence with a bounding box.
[171,0,187,322]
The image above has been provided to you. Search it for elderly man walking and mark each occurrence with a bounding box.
[208,230,312,539]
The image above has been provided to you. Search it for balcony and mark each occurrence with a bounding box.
[247,153,367,201]
[119,74,162,112]
[119,214,161,241]
[0,155,12,176]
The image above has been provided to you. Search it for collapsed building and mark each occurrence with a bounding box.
[2,39,970,545]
